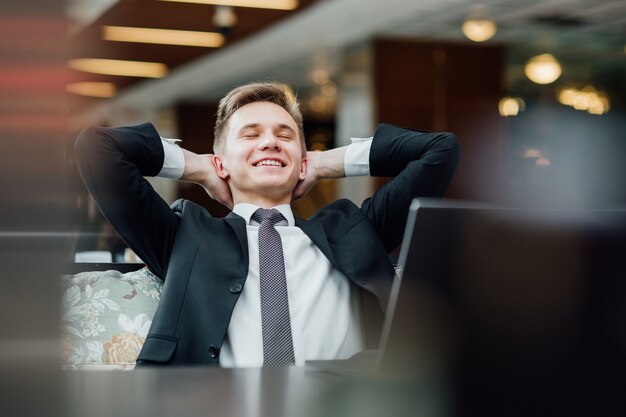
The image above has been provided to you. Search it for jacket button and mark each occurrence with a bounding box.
[208,345,219,358]
[229,283,243,294]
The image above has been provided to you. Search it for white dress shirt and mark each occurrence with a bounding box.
[221,203,364,367]
[157,136,373,366]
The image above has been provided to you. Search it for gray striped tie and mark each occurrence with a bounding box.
[252,208,295,366]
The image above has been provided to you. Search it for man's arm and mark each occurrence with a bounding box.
[362,124,460,252]
[291,124,459,251]
[75,123,179,277]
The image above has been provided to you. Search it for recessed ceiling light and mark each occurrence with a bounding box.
[103,26,224,47]
[159,0,298,11]
[66,82,116,98]
[462,19,497,42]
[524,54,562,85]
[498,97,525,117]
[68,58,168,78]
[462,4,497,43]
[213,6,238,28]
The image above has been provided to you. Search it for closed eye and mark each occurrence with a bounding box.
[276,130,294,140]
[274,124,296,140]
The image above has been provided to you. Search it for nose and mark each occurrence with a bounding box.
[258,132,281,150]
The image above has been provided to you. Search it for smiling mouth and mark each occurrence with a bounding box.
[254,159,285,167]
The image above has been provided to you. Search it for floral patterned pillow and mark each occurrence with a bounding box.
[61,267,163,369]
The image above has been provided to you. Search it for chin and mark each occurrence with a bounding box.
[253,178,296,194]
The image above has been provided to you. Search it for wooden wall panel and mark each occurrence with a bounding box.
[374,39,507,202]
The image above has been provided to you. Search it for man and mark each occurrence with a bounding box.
[75,82,459,367]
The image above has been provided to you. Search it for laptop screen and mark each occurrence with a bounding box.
[378,199,626,415]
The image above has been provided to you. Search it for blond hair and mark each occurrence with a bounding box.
[213,82,306,155]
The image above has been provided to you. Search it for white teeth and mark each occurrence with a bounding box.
[255,160,283,167]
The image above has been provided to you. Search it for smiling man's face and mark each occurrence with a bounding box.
[213,101,307,205]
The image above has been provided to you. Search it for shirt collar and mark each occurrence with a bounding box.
[232,203,294,227]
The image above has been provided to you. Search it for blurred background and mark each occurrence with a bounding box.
[0,0,624,415]
[65,0,626,225]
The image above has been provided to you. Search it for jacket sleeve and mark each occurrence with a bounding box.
[361,123,460,252]
[74,122,178,278]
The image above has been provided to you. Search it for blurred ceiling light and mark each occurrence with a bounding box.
[557,85,609,115]
[462,19,497,42]
[213,6,237,28]
[498,97,525,117]
[523,149,542,158]
[462,4,496,42]
[66,82,116,98]
[535,157,551,167]
[309,95,327,113]
[524,54,562,84]
[572,92,590,110]
[587,96,609,115]
[159,0,298,10]
[557,87,577,106]
[103,26,224,47]
[68,58,168,78]
[312,68,329,85]
[320,81,337,97]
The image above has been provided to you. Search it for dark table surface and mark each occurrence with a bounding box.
[61,365,444,417]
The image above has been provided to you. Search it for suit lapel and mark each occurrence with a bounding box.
[296,217,336,266]
[225,211,248,252]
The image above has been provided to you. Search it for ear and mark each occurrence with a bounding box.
[212,154,230,180]
[299,156,308,181]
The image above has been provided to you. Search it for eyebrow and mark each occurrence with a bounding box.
[239,123,260,131]
[238,123,296,134]
[274,124,296,134]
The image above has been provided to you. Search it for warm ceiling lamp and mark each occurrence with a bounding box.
[311,68,329,85]
[462,19,497,42]
[66,82,116,98]
[524,54,562,84]
[557,86,610,115]
[462,4,496,42]
[68,59,168,78]
[213,6,237,28]
[103,26,224,47]
[523,149,542,158]
[498,97,525,117]
[159,0,298,10]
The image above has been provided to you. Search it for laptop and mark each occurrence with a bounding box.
[309,198,626,414]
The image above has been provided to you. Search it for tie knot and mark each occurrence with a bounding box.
[252,208,284,226]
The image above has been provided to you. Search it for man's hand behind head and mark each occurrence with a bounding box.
[292,150,321,202]
[292,147,348,203]
[181,150,233,209]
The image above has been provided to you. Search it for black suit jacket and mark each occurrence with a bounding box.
[75,122,459,366]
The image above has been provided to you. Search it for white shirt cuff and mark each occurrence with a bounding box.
[344,137,372,177]
[157,137,184,179]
